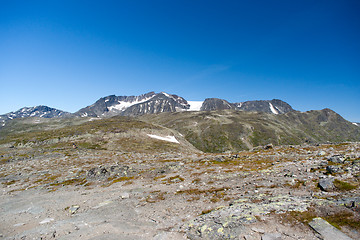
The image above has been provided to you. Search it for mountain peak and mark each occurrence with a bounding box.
[0,105,70,128]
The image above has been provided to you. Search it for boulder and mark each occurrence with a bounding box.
[326,165,342,175]
[328,155,345,164]
[318,178,335,192]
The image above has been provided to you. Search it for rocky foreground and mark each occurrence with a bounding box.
[1,142,360,239]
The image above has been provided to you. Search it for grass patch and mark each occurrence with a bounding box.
[146,190,166,203]
[50,178,87,187]
[333,179,357,191]
[325,211,360,231]
[201,208,215,215]
[163,175,184,184]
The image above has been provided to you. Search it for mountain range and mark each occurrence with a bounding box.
[0,92,297,126]
[1,91,359,153]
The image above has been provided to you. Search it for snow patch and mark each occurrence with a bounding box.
[108,96,154,112]
[188,101,203,111]
[147,134,179,143]
[353,122,359,126]
[269,103,279,114]
[81,112,88,117]
[161,92,171,98]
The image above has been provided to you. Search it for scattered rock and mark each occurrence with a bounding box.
[326,165,342,174]
[328,155,345,164]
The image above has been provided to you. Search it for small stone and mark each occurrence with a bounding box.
[120,192,130,199]
[264,144,273,150]
[243,234,258,240]
[261,233,282,240]
[69,205,80,214]
[251,227,265,234]
[318,151,326,156]
[39,218,54,224]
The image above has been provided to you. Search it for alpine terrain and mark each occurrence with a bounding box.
[0,91,359,239]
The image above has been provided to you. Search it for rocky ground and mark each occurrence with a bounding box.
[1,142,360,239]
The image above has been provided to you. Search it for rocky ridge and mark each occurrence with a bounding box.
[1,92,296,128]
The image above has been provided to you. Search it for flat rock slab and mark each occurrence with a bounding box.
[309,217,353,240]
[261,233,282,240]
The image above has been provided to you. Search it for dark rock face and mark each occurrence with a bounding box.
[75,92,190,117]
[199,98,294,114]
[200,98,238,111]
[122,93,190,116]
[75,92,157,117]
[234,99,294,114]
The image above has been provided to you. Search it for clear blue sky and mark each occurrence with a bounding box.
[1,0,359,121]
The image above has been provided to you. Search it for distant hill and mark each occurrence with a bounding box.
[141,108,360,152]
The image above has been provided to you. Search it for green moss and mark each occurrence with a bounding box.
[325,211,360,231]
[333,179,357,191]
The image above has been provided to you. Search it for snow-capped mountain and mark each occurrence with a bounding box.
[0,92,296,128]
[0,105,70,127]
[234,99,294,114]
[200,98,294,114]
[74,92,191,117]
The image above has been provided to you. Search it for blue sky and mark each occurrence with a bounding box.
[1,0,359,121]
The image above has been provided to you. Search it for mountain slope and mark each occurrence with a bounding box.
[140,109,360,153]
[0,116,199,154]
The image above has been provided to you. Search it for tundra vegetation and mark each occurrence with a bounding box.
[0,113,359,239]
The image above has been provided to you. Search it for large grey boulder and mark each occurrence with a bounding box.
[309,217,353,240]
[318,178,335,192]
